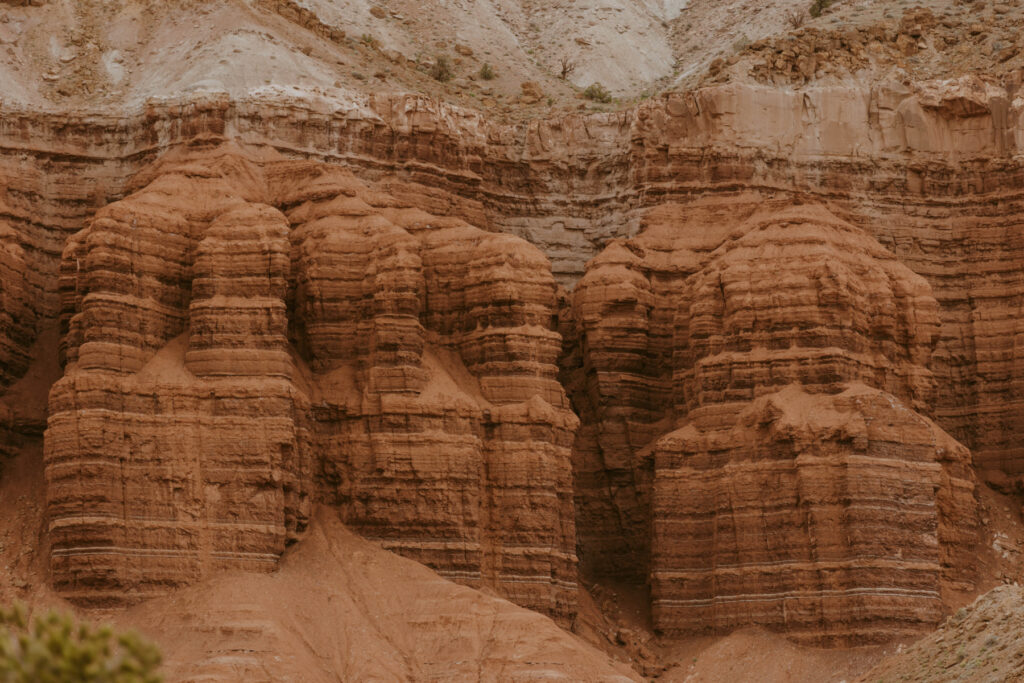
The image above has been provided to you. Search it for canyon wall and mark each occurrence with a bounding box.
[1,74,1023,639]
[566,202,979,640]
[44,140,577,621]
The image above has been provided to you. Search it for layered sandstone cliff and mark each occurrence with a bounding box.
[566,203,980,641]
[0,54,1020,653]
[4,1,1024,678]
[0,219,33,390]
[652,384,977,643]
[44,140,578,621]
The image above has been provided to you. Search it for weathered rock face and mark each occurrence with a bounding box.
[8,84,1024,491]
[0,219,34,390]
[14,80,1009,486]
[45,140,578,621]
[652,384,978,643]
[47,145,314,605]
[278,161,578,619]
[0,76,1015,644]
[567,203,980,640]
[673,205,941,417]
[624,81,1024,481]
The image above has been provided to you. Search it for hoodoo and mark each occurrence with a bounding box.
[46,142,578,623]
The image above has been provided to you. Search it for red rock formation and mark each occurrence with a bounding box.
[47,145,312,605]
[44,141,578,621]
[0,77,1015,646]
[568,203,980,641]
[0,219,34,389]
[652,384,978,643]
[277,160,578,618]
[674,205,940,416]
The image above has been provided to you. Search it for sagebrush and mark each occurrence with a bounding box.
[583,82,612,103]
[431,55,454,82]
[809,0,834,18]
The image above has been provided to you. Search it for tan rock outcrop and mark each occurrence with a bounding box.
[859,585,1024,682]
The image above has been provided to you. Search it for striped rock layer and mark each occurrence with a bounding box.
[5,80,1024,481]
[652,384,977,643]
[567,203,980,641]
[45,142,578,622]
[3,80,1012,642]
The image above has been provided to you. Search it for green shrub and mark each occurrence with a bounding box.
[360,33,378,48]
[0,603,163,683]
[582,82,612,103]
[430,55,454,82]
[809,0,834,18]
[479,62,496,80]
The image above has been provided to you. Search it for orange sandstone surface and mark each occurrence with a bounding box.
[46,141,578,624]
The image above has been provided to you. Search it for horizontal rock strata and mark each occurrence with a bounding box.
[652,384,977,643]
[0,76,1020,641]
[45,141,577,621]
[0,219,34,390]
[5,76,1024,480]
[568,204,980,641]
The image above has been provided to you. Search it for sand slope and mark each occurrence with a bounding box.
[115,506,639,682]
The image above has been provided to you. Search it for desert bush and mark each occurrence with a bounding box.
[582,82,612,103]
[430,55,454,82]
[479,62,496,80]
[785,9,806,28]
[0,603,163,683]
[558,55,577,80]
[809,0,834,18]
